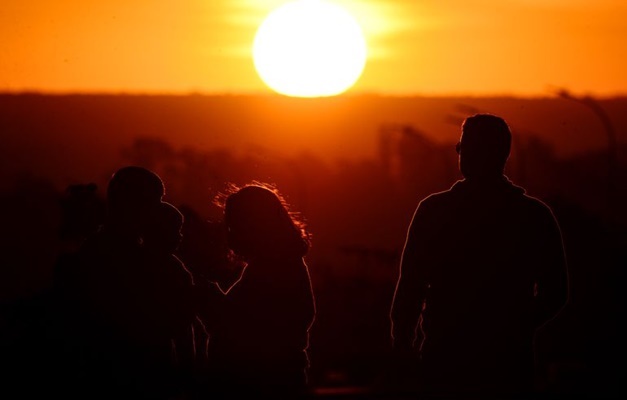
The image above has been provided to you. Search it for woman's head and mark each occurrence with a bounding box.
[221,183,309,259]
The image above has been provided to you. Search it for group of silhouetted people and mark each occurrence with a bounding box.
[49,166,316,400]
[4,113,569,399]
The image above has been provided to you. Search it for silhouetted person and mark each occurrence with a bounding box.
[58,183,106,251]
[390,114,569,398]
[53,166,166,399]
[137,201,200,399]
[204,184,316,399]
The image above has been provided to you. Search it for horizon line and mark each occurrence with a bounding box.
[1,89,626,100]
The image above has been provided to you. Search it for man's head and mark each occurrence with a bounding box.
[106,166,165,233]
[457,114,512,180]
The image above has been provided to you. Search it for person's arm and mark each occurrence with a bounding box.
[533,206,569,329]
[390,202,431,351]
[302,260,316,333]
[172,322,196,366]
[175,265,198,376]
[171,264,210,393]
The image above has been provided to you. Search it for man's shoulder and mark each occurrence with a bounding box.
[518,195,562,231]
[417,185,459,209]
[416,180,556,218]
[519,192,556,216]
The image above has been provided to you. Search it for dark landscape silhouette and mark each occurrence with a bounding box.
[0,94,625,399]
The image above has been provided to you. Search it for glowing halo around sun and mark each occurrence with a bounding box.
[252,0,367,98]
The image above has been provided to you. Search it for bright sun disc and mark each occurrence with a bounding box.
[253,0,367,98]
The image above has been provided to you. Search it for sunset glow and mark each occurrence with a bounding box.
[0,1,626,95]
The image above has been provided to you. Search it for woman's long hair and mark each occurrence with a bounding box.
[216,182,310,260]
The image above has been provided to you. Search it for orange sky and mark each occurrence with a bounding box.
[2,0,626,96]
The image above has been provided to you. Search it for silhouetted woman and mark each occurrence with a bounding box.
[205,183,316,399]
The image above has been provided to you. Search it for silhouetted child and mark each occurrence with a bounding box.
[204,183,316,399]
[139,201,199,399]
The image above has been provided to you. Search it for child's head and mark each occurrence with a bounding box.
[222,183,309,259]
[143,201,184,253]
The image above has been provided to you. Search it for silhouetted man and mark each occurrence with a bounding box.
[54,166,166,399]
[390,114,568,398]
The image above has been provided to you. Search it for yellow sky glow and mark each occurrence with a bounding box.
[1,0,626,96]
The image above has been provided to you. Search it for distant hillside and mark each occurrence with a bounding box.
[1,93,625,188]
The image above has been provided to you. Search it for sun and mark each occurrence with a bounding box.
[252,0,367,98]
